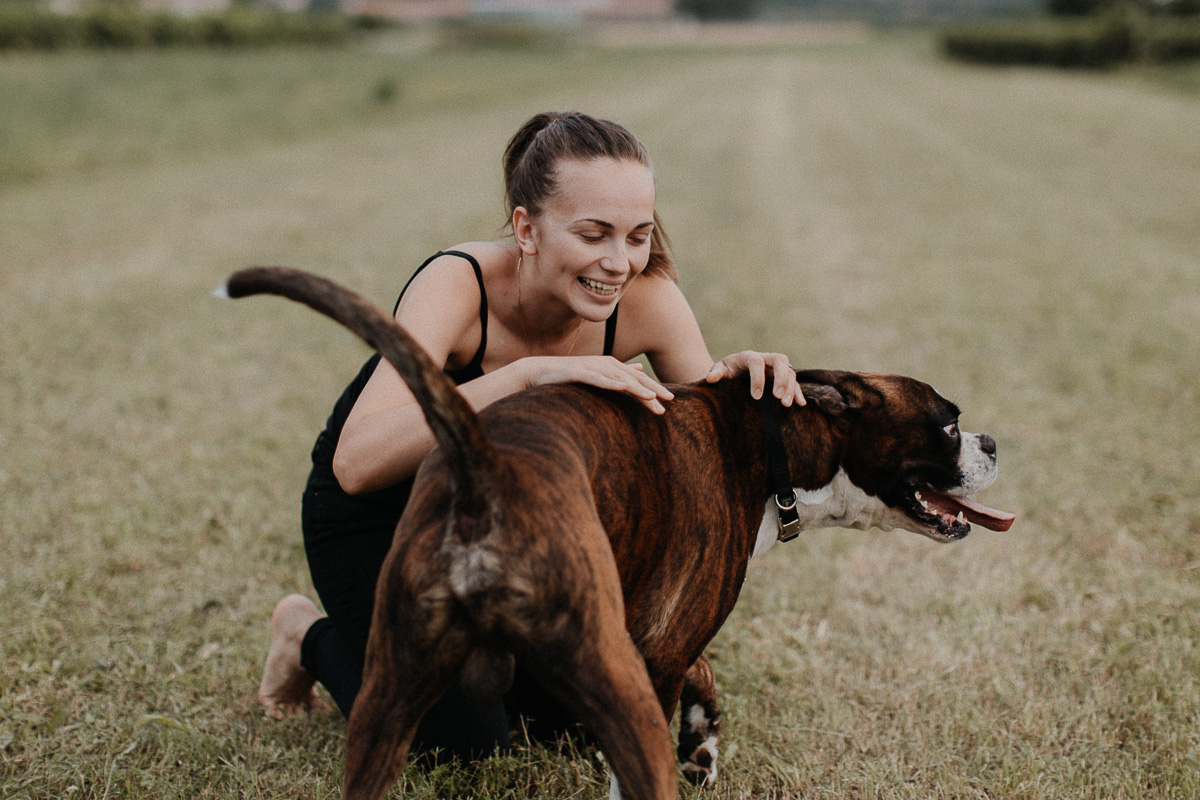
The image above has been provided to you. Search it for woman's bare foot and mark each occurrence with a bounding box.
[259,594,330,718]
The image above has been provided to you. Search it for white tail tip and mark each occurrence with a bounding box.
[212,282,231,299]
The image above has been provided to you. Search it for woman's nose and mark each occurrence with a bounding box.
[602,243,628,274]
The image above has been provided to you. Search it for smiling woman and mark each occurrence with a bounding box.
[512,158,657,328]
[257,110,804,758]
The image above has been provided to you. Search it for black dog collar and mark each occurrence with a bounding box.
[756,396,801,542]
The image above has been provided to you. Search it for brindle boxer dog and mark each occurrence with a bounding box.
[221,266,1014,800]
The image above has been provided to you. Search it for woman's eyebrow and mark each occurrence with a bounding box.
[577,218,655,230]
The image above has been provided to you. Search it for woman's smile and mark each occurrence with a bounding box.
[578,276,621,298]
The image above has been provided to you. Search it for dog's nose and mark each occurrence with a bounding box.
[979,434,997,457]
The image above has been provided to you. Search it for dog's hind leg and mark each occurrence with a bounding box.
[342,588,470,800]
[677,654,721,787]
[342,646,460,800]
[519,602,678,800]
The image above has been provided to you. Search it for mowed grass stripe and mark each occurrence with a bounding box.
[638,46,1200,797]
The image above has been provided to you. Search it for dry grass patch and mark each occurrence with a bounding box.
[3,33,1200,799]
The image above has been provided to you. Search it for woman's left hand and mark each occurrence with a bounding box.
[705,351,806,407]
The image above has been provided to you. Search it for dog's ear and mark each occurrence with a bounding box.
[799,383,851,416]
[796,370,865,417]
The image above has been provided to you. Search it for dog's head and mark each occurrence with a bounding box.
[795,369,1014,543]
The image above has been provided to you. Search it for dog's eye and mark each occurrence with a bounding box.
[943,422,959,438]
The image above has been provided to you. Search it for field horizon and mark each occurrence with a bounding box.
[3,28,1200,799]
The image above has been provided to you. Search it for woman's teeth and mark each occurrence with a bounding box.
[579,277,618,296]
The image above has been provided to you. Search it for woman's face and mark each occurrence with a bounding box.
[519,157,656,322]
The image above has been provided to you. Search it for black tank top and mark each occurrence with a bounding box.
[304,250,619,517]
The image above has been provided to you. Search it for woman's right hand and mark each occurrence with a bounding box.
[519,356,674,414]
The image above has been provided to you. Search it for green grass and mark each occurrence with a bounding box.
[3,27,1200,799]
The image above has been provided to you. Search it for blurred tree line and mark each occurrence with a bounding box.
[676,0,1196,18]
[676,0,758,19]
[675,0,1047,21]
[1048,0,1198,16]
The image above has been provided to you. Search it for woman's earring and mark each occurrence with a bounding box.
[517,254,523,275]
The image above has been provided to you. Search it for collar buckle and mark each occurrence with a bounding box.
[758,395,801,544]
[775,490,801,542]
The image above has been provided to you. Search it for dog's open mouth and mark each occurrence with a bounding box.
[908,489,1015,541]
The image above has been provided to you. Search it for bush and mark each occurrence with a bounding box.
[1160,0,1200,14]
[941,17,1132,67]
[438,17,575,50]
[1147,18,1200,58]
[941,16,1200,67]
[81,5,154,47]
[0,5,353,50]
[351,14,402,31]
[1046,0,1108,16]
[0,5,80,48]
[676,0,760,20]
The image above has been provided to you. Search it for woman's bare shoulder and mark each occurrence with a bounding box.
[397,242,512,314]
[442,241,518,277]
[620,272,692,323]
[613,272,708,378]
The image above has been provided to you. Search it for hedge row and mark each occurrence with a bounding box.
[1049,0,1200,16]
[0,5,353,50]
[1150,18,1200,59]
[941,16,1200,67]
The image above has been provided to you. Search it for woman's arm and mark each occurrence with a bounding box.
[332,255,507,494]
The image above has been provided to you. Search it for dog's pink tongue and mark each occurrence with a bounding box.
[926,492,1015,532]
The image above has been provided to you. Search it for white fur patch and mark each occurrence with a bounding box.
[448,545,503,598]
[681,703,719,784]
[685,702,708,730]
[751,503,779,561]
[955,431,999,494]
[797,484,834,505]
[682,735,719,785]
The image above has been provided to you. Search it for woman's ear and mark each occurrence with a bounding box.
[512,207,538,255]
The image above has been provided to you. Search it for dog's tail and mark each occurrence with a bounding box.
[219,266,498,524]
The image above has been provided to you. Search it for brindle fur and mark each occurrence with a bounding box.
[225,267,976,800]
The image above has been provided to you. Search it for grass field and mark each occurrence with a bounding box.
[3,26,1200,800]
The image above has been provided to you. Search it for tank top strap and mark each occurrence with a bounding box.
[603,304,619,357]
[393,250,488,381]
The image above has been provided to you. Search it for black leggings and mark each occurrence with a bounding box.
[298,484,512,761]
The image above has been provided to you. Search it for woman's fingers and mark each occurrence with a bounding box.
[704,359,731,383]
[768,352,805,407]
[706,351,805,407]
[748,353,768,400]
[530,357,673,414]
[530,352,804,413]
[607,360,673,413]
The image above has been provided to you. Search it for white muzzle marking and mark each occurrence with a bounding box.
[954,431,998,495]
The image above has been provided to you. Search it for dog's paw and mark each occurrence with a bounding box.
[680,738,718,786]
[677,702,720,787]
